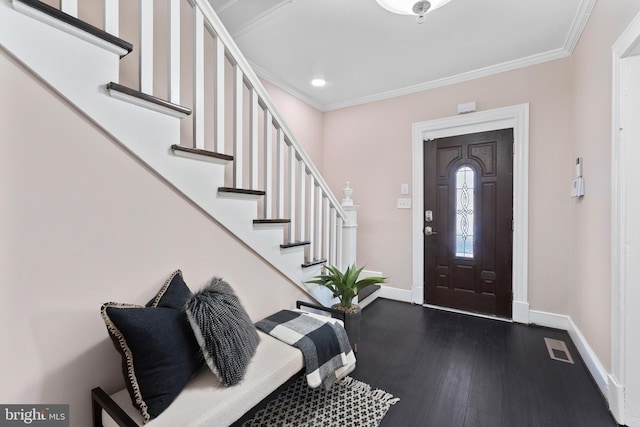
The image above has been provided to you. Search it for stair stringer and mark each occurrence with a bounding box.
[0,0,334,305]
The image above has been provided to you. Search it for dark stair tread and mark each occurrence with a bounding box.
[253,219,291,224]
[218,187,266,196]
[16,0,133,57]
[358,284,381,300]
[280,241,311,249]
[107,82,192,116]
[171,145,233,162]
[301,259,327,268]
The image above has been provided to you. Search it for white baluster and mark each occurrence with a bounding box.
[330,207,337,266]
[168,0,180,104]
[250,88,259,190]
[298,160,306,243]
[193,7,205,148]
[336,217,343,271]
[140,0,154,94]
[233,65,243,187]
[288,144,296,242]
[323,196,330,261]
[263,110,273,219]
[214,36,225,153]
[104,0,119,36]
[308,176,316,261]
[61,0,78,17]
[315,185,323,260]
[276,129,285,218]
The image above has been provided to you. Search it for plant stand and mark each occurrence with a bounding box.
[332,304,361,352]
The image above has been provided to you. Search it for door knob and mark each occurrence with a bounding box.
[425,226,437,236]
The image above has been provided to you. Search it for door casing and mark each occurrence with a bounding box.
[611,11,640,425]
[411,104,529,323]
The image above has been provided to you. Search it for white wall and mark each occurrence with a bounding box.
[0,49,306,427]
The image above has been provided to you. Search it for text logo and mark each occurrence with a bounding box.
[0,405,68,426]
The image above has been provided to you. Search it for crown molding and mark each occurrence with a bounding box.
[215,0,239,14]
[230,0,292,40]
[324,48,570,111]
[250,60,327,112]
[563,0,598,54]
[248,0,595,112]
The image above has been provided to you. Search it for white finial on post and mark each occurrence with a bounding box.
[342,181,354,206]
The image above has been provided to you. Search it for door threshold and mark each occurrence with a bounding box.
[422,304,513,323]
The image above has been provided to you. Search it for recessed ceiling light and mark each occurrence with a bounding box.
[311,78,326,87]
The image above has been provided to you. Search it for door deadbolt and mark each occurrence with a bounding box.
[425,210,433,222]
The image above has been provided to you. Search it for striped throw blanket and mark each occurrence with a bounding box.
[256,309,356,390]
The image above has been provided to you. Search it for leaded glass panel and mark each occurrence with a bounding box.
[455,166,475,258]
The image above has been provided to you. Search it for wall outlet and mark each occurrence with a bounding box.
[397,198,412,209]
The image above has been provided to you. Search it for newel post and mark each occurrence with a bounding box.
[341,181,359,269]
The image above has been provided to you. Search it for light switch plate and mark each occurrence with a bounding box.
[397,198,412,209]
[401,183,409,195]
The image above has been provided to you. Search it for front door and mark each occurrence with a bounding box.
[423,129,513,318]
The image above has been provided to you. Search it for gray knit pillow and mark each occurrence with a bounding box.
[184,277,260,386]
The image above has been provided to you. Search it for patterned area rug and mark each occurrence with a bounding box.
[242,376,399,427]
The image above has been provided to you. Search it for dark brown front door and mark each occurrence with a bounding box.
[424,129,513,318]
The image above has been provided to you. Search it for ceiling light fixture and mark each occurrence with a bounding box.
[376,0,452,23]
[311,78,326,87]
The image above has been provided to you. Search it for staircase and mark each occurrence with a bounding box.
[0,0,352,305]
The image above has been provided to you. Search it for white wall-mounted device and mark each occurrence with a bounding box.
[457,101,477,114]
[571,157,584,198]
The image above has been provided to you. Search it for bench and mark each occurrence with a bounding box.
[92,302,345,427]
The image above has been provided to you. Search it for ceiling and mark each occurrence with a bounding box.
[210,0,594,111]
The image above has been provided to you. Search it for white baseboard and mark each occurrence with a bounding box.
[378,285,413,303]
[361,269,382,278]
[529,309,608,398]
[512,300,530,324]
[607,374,625,425]
[528,309,570,330]
[567,317,609,396]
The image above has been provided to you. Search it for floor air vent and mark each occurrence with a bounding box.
[544,338,574,364]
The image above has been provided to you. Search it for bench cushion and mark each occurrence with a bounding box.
[102,331,303,427]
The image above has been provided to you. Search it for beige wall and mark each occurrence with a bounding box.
[0,50,306,427]
[323,59,575,315]
[568,0,640,372]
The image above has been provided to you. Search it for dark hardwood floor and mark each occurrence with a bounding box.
[350,299,618,427]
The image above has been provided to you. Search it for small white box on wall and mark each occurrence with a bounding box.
[571,157,584,198]
[571,177,584,198]
[457,101,477,114]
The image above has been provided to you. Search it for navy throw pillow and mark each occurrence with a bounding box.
[101,270,202,422]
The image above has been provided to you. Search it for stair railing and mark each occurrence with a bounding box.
[56,0,348,269]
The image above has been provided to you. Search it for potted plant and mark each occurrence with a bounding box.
[306,264,387,351]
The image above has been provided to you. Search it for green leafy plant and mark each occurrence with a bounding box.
[306,264,387,309]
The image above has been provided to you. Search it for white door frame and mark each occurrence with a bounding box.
[611,11,640,426]
[411,104,530,323]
